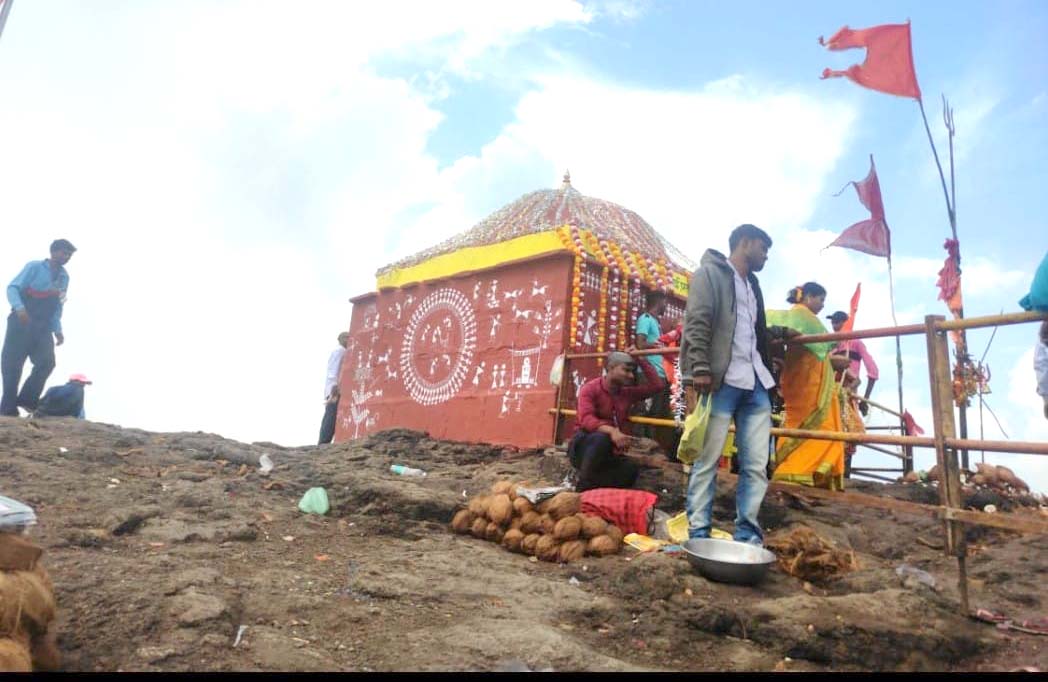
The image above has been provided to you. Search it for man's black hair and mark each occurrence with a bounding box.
[645,290,666,309]
[50,239,76,253]
[728,224,772,253]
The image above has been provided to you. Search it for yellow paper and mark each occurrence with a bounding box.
[623,533,666,553]
[666,512,732,543]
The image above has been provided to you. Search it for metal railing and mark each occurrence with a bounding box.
[549,310,1048,614]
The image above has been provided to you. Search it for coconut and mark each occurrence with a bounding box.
[539,514,556,535]
[974,462,998,485]
[605,525,624,545]
[467,496,485,516]
[509,517,523,531]
[450,509,474,534]
[0,569,55,635]
[519,511,542,534]
[586,535,620,557]
[553,516,582,541]
[0,638,32,673]
[521,533,541,556]
[488,494,514,526]
[579,514,608,538]
[536,535,561,562]
[502,529,525,553]
[491,480,514,496]
[996,465,1028,491]
[512,497,533,516]
[558,539,586,563]
[485,521,504,544]
[541,492,581,520]
[470,517,488,539]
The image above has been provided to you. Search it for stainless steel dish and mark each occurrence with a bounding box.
[682,538,777,585]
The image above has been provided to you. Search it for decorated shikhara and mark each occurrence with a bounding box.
[337,174,692,448]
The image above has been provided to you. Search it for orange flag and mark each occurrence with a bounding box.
[820,23,922,100]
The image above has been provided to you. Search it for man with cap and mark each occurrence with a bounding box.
[318,331,350,444]
[1,239,77,417]
[827,311,879,414]
[569,348,667,491]
[34,374,91,419]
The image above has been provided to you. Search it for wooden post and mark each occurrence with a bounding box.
[925,315,969,615]
[551,355,570,445]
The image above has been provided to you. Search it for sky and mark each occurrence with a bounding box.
[0,0,1045,490]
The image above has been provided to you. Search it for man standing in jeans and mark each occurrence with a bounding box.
[679,224,794,545]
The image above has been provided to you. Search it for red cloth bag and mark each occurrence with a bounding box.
[580,488,658,536]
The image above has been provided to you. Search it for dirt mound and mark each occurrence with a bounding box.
[0,417,1044,672]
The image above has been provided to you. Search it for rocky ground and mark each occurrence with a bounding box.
[1,417,1045,672]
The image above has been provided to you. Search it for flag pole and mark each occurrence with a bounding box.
[916,94,970,469]
[0,0,15,45]
[886,254,911,472]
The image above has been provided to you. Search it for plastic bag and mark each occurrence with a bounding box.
[0,494,37,532]
[297,487,330,515]
[676,393,712,465]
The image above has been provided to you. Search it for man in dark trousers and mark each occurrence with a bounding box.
[679,224,795,546]
[318,331,349,444]
[569,349,666,491]
[35,374,91,418]
[1,239,76,417]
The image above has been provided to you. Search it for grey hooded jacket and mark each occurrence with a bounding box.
[679,249,780,392]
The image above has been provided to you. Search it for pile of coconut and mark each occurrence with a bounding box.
[449,482,623,562]
[902,462,1032,498]
[0,533,60,672]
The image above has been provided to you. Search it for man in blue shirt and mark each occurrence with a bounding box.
[634,291,672,449]
[1,239,76,416]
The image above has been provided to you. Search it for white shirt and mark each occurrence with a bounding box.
[723,261,776,391]
[324,347,345,399]
[1036,341,1048,398]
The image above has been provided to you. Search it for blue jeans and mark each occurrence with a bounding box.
[685,376,771,545]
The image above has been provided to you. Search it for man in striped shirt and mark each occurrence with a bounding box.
[1,239,76,416]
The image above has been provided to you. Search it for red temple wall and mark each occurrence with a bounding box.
[335,254,573,448]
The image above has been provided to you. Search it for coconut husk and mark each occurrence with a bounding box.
[509,517,523,531]
[605,525,624,545]
[586,535,620,557]
[975,463,998,485]
[512,497,533,517]
[540,492,581,520]
[521,533,541,556]
[30,631,61,672]
[484,522,504,544]
[491,481,514,496]
[450,509,474,535]
[996,465,1028,492]
[467,496,486,516]
[0,637,32,672]
[507,481,528,502]
[470,518,488,539]
[0,569,56,636]
[558,540,586,563]
[502,529,525,553]
[578,514,607,539]
[553,516,582,541]
[765,525,859,582]
[487,494,514,526]
[519,511,542,534]
[0,534,43,572]
[535,535,560,562]
[539,514,556,536]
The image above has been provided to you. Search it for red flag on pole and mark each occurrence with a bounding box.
[826,155,891,258]
[842,283,861,332]
[819,22,922,100]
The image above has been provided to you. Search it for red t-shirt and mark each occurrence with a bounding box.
[575,359,665,436]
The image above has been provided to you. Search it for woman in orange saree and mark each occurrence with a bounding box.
[766,283,850,490]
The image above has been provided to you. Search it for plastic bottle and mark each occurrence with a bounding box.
[390,464,427,477]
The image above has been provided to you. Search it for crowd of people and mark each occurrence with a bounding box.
[564,226,1044,548]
